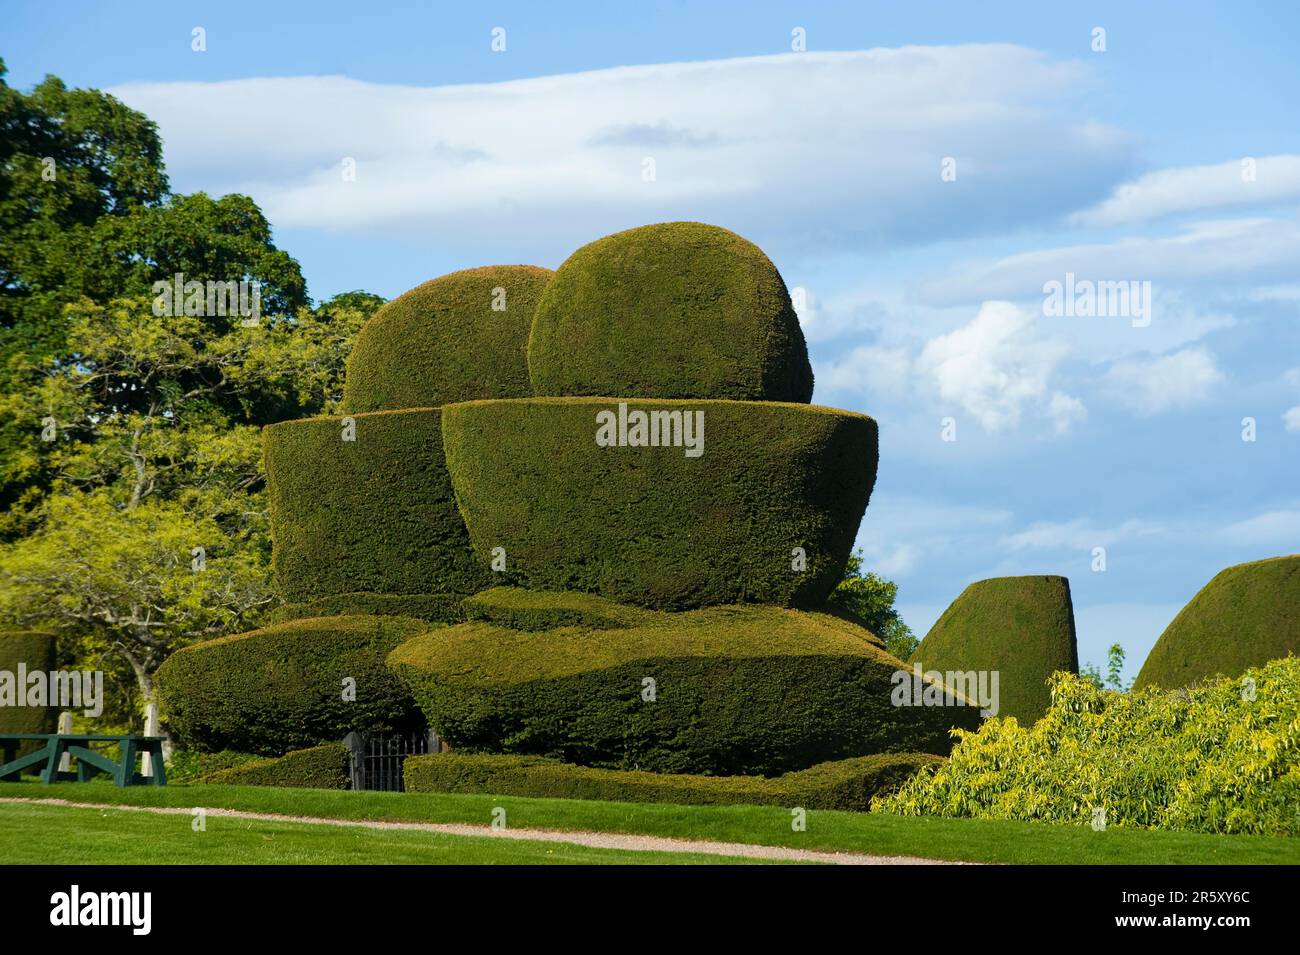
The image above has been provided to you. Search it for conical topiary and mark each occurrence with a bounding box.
[909,575,1078,724]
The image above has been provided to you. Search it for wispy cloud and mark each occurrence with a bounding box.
[110,46,1128,252]
[1070,155,1300,227]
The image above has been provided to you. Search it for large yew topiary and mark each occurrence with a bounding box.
[157,615,431,755]
[343,265,553,412]
[909,575,1079,725]
[440,397,877,610]
[527,222,813,401]
[1135,554,1300,690]
[389,604,980,777]
[263,407,489,606]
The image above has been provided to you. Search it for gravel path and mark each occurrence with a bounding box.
[0,796,964,865]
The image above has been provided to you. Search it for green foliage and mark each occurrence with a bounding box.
[405,751,942,811]
[268,593,466,625]
[1135,555,1300,690]
[0,492,273,716]
[0,631,57,751]
[200,743,351,789]
[156,615,432,755]
[389,604,979,776]
[343,266,553,412]
[527,222,813,401]
[166,748,262,784]
[909,575,1079,724]
[263,408,489,601]
[829,550,918,659]
[0,65,375,730]
[441,397,878,610]
[460,587,650,631]
[875,659,1300,835]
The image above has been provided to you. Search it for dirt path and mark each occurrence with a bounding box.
[0,796,964,865]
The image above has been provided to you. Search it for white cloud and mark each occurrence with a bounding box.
[917,301,1082,432]
[1222,510,1300,546]
[920,217,1300,306]
[1102,347,1224,414]
[1070,155,1300,227]
[815,344,913,397]
[1285,407,1300,432]
[1002,518,1161,551]
[109,46,1127,251]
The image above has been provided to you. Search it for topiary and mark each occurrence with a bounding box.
[440,397,877,610]
[389,604,980,776]
[461,587,651,631]
[343,265,554,412]
[909,575,1078,725]
[200,743,351,789]
[263,408,490,602]
[527,222,813,401]
[0,631,57,757]
[156,615,432,756]
[267,593,466,626]
[1135,554,1300,690]
[404,751,942,812]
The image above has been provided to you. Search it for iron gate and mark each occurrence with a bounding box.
[343,730,442,791]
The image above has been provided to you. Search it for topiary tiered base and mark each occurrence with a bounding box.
[390,591,978,777]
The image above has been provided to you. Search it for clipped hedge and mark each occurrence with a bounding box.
[909,575,1078,725]
[441,397,877,610]
[344,265,554,412]
[0,631,57,756]
[157,615,432,756]
[528,222,813,402]
[405,751,942,812]
[263,408,489,601]
[1135,554,1300,690]
[201,743,351,789]
[389,605,980,776]
[875,660,1300,835]
[461,587,650,631]
[268,592,466,625]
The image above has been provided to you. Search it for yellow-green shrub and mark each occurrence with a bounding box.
[874,658,1300,835]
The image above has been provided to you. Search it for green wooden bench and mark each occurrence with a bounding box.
[0,734,167,787]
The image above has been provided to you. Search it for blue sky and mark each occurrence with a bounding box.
[8,1,1299,679]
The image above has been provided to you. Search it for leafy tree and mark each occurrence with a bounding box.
[829,550,919,660]
[0,62,309,532]
[0,63,380,734]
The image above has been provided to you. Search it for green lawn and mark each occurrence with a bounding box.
[3,779,1297,864]
[0,801,778,865]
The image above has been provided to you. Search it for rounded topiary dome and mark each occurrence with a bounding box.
[527,222,814,401]
[343,265,553,412]
[1134,555,1300,690]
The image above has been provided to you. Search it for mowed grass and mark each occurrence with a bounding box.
[0,801,778,865]
[3,779,1298,864]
